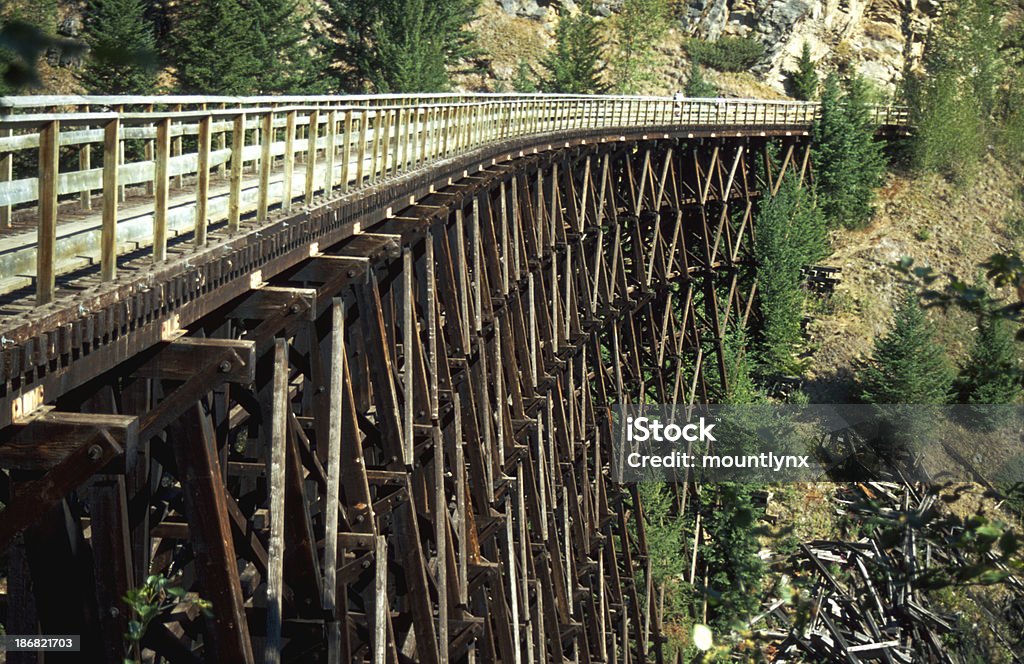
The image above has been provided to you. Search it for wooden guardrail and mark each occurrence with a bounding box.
[0,93,910,306]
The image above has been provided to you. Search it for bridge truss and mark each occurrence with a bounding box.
[0,94,905,663]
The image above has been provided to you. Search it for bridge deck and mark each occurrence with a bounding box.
[0,94,909,314]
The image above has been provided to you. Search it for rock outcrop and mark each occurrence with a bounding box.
[495,0,944,93]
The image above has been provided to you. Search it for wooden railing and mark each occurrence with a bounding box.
[0,93,910,305]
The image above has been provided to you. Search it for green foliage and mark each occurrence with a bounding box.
[320,0,479,92]
[251,0,323,93]
[638,482,685,585]
[786,42,818,101]
[857,288,953,404]
[958,303,1021,406]
[813,73,887,229]
[906,0,1003,181]
[123,574,212,661]
[540,1,607,94]
[683,57,716,98]
[608,0,668,94]
[512,60,537,92]
[721,324,759,404]
[753,174,828,374]
[80,0,158,94]
[702,484,765,632]
[172,0,264,94]
[684,36,764,73]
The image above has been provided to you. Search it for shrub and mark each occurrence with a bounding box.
[685,36,764,72]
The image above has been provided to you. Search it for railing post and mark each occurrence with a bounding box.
[283,109,296,211]
[153,116,170,263]
[324,110,338,195]
[305,109,319,205]
[79,105,92,210]
[258,111,273,222]
[369,110,382,184]
[1,128,11,229]
[101,117,120,281]
[195,115,212,246]
[172,103,184,188]
[229,112,246,232]
[341,110,353,193]
[36,119,59,305]
[356,110,368,186]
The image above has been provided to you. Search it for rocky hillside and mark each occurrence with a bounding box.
[484,0,942,95]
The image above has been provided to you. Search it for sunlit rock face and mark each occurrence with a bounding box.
[494,0,944,93]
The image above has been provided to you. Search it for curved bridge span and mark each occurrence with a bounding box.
[0,95,908,663]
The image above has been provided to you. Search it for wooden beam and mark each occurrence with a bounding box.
[36,119,59,305]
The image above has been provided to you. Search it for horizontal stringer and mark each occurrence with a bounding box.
[0,134,798,664]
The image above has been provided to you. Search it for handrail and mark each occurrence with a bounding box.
[0,94,911,306]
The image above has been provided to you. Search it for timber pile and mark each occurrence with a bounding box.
[756,482,1024,662]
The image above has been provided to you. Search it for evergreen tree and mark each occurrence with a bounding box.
[512,60,537,93]
[80,0,158,94]
[172,0,264,94]
[787,41,818,101]
[907,0,1003,180]
[813,73,886,229]
[609,0,668,94]
[320,0,479,92]
[857,288,953,404]
[754,174,827,374]
[683,56,716,98]
[959,310,1021,405]
[702,483,764,631]
[252,0,322,93]
[539,0,607,94]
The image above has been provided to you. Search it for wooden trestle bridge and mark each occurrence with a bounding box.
[0,94,910,663]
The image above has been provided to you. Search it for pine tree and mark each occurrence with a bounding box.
[609,0,668,94]
[907,0,1002,181]
[684,56,716,98]
[172,0,264,94]
[80,0,158,94]
[320,0,479,93]
[857,288,953,404]
[787,42,818,101]
[813,73,886,229]
[959,311,1021,405]
[512,60,537,92]
[702,483,764,631]
[539,0,607,94]
[754,173,827,374]
[251,0,321,94]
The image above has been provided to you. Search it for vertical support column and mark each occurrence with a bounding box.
[36,119,59,305]
[324,298,345,662]
[229,113,245,232]
[195,115,212,246]
[258,111,273,222]
[283,109,297,211]
[153,116,171,263]
[101,117,120,282]
[266,338,288,664]
[373,535,388,664]
[402,247,414,467]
